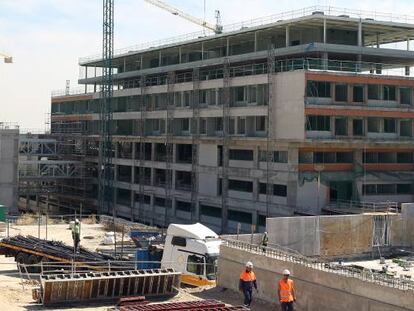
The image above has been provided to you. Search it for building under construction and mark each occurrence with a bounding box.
[49,7,414,233]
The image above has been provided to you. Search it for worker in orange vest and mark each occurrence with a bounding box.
[278,269,296,311]
[239,261,258,308]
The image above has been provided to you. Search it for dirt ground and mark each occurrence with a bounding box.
[0,223,275,311]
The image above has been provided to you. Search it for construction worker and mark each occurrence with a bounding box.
[278,269,296,311]
[239,261,257,308]
[261,231,268,252]
[72,219,81,253]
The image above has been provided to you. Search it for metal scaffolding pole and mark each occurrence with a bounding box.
[191,68,200,222]
[138,75,147,223]
[165,72,175,227]
[266,46,276,218]
[221,60,230,233]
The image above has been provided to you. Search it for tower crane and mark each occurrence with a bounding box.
[0,52,12,63]
[144,0,223,34]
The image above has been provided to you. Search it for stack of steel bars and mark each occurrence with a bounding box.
[118,299,248,311]
[1,235,131,269]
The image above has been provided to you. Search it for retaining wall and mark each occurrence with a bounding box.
[217,244,414,311]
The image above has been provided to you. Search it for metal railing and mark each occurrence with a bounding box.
[326,200,399,213]
[0,122,19,130]
[78,5,414,64]
[53,57,414,99]
[223,238,414,291]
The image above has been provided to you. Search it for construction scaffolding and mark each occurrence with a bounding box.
[266,47,276,218]
[221,60,231,233]
[165,72,176,227]
[190,68,200,223]
[138,75,147,223]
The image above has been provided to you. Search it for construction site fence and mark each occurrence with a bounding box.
[78,5,414,64]
[223,238,414,292]
[54,57,413,97]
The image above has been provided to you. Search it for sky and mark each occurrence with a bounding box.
[0,0,413,130]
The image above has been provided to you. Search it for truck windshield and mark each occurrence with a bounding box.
[205,255,218,280]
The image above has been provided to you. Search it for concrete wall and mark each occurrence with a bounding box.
[0,129,19,214]
[266,216,320,256]
[273,71,305,140]
[217,245,414,311]
[265,211,414,257]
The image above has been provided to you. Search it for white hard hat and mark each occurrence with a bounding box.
[246,261,253,268]
[75,219,80,223]
[283,269,290,275]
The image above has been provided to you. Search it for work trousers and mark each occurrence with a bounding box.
[73,238,80,252]
[280,301,294,311]
[243,288,253,306]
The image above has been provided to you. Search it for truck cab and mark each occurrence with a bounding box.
[161,223,221,286]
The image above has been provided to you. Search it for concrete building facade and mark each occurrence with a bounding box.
[0,125,19,215]
[50,8,414,233]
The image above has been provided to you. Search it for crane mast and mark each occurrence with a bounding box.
[144,0,222,34]
[99,0,115,216]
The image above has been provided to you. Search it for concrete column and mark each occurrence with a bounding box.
[405,38,411,76]
[347,118,353,137]
[363,85,368,105]
[357,54,362,73]
[251,210,258,228]
[358,19,363,47]
[226,37,230,56]
[254,31,258,52]
[332,83,336,102]
[151,142,155,161]
[347,84,352,104]
[171,198,176,218]
[150,168,155,186]
[285,25,290,47]
[172,144,177,163]
[178,47,182,64]
[254,146,260,169]
[323,19,327,44]
[130,190,135,221]
[253,179,259,201]
[150,195,155,226]
[159,51,162,67]
[194,201,200,222]
[123,57,126,72]
[376,33,380,48]
[85,66,88,93]
[201,42,204,60]
[286,148,298,208]
[322,52,328,70]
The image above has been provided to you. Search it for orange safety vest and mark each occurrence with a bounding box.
[278,279,294,302]
[240,271,256,282]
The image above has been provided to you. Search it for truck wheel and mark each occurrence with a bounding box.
[27,255,40,274]
[15,252,27,272]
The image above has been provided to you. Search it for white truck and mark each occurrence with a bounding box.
[160,223,222,286]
